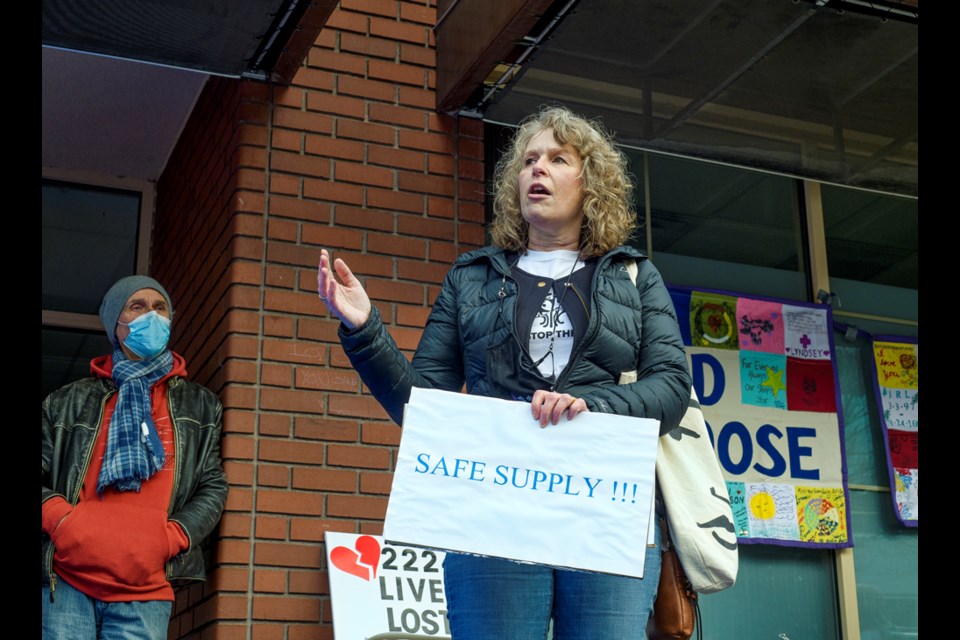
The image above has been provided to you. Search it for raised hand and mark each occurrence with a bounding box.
[317,249,372,330]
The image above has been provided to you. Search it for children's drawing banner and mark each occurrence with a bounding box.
[670,286,852,548]
[385,387,660,578]
[326,532,451,639]
[869,336,918,526]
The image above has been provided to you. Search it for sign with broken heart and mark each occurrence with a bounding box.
[326,532,450,639]
[384,387,660,578]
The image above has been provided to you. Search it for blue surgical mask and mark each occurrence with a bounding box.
[119,311,171,359]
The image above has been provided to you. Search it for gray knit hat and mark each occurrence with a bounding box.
[99,275,174,347]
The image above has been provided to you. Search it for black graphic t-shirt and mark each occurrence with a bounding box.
[515,250,595,380]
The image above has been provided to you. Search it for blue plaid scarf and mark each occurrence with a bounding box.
[97,347,174,494]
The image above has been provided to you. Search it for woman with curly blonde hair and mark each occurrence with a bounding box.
[490,105,637,258]
[317,105,690,639]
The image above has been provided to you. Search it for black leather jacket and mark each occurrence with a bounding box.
[341,245,691,434]
[42,364,228,589]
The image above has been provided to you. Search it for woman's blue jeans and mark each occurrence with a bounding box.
[443,529,661,640]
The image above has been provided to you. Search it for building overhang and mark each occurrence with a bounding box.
[42,0,336,83]
[436,0,919,196]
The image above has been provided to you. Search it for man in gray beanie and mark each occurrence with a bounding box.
[42,275,228,640]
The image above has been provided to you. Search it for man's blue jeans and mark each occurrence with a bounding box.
[42,577,172,640]
[443,529,661,640]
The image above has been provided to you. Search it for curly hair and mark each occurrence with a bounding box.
[490,106,637,258]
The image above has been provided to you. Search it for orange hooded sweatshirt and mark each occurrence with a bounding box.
[41,353,191,602]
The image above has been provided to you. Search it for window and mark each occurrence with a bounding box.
[630,151,809,301]
[822,185,918,334]
[41,174,153,398]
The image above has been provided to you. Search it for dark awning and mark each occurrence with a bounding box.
[42,0,336,83]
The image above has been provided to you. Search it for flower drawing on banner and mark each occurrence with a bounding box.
[330,535,381,582]
[899,352,918,386]
[900,353,916,370]
[873,342,918,390]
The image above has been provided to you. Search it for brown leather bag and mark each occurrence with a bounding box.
[648,520,700,640]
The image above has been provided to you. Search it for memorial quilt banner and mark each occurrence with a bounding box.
[869,336,918,526]
[384,387,661,578]
[670,286,852,548]
[326,532,451,639]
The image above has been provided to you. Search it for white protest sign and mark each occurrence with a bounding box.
[326,532,451,639]
[384,387,660,578]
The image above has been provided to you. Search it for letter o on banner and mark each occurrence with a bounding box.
[717,421,752,475]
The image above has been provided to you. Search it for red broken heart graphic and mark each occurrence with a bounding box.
[330,535,381,581]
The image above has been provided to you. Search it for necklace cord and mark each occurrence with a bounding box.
[526,253,582,377]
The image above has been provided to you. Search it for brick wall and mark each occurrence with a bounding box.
[154,1,485,636]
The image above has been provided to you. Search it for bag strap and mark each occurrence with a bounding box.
[657,515,674,553]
